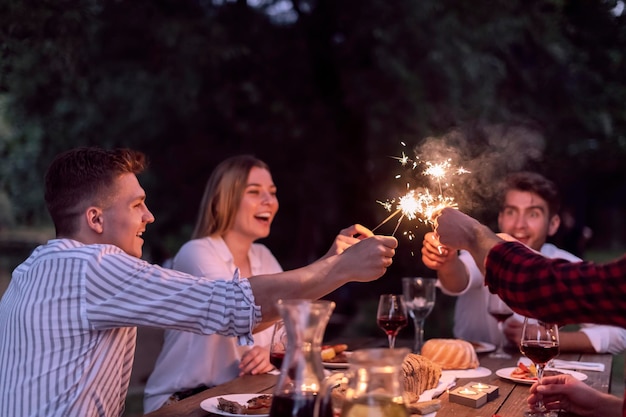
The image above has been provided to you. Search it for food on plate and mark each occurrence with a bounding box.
[217,394,273,415]
[402,353,442,400]
[510,362,563,381]
[511,362,537,380]
[321,344,349,362]
[420,338,479,370]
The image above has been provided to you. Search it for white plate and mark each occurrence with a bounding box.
[200,393,271,416]
[495,367,588,385]
[441,366,492,379]
[322,351,352,369]
[470,341,496,354]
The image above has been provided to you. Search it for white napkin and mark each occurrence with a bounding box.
[441,366,492,379]
[419,374,457,402]
[415,374,457,417]
[517,356,604,372]
[551,359,605,372]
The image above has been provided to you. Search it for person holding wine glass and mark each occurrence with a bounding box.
[402,277,436,354]
[377,294,408,349]
[520,318,560,417]
[528,374,623,417]
[433,206,626,416]
[422,172,626,354]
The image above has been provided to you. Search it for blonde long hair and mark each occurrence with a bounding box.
[191,155,270,239]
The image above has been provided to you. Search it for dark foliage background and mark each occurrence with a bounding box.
[2,0,626,301]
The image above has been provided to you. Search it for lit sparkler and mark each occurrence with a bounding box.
[373,147,469,239]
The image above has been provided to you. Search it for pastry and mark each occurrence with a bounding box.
[420,339,479,370]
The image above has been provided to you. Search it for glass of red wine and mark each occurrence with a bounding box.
[376,294,408,349]
[269,320,287,371]
[520,317,560,417]
[487,293,515,358]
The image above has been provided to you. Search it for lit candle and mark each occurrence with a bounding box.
[459,388,477,395]
[472,383,490,390]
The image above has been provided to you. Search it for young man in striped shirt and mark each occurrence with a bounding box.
[0,147,397,417]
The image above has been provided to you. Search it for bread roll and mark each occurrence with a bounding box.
[330,354,441,406]
[402,353,442,399]
[420,339,479,370]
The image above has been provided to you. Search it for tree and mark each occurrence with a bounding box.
[1,0,625,269]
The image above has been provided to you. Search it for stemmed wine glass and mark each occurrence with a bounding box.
[376,294,408,349]
[402,277,436,354]
[269,320,287,371]
[487,293,515,358]
[520,317,560,417]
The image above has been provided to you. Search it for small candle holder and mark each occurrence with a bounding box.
[468,381,499,401]
[449,385,488,408]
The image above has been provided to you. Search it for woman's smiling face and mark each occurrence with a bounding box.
[229,167,278,242]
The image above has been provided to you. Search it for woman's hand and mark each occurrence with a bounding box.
[238,346,274,376]
[322,224,374,258]
[528,374,623,417]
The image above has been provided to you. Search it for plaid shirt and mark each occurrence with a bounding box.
[485,241,626,327]
[486,241,626,416]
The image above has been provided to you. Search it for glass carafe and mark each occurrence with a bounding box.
[318,348,410,417]
[269,299,336,417]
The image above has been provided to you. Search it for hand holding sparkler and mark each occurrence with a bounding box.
[321,224,374,258]
[373,153,469,239]
[431,207,504,279]
[420,231,470,294]
[421,232,450,263]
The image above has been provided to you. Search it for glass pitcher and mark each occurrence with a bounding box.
[269,299,336,417]
[317,348,410,417]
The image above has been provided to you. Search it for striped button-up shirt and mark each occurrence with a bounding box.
[0,239,261,417]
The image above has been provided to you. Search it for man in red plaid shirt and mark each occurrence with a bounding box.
[433,207,626,417]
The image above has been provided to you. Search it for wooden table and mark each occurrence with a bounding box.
[142,341,614,417]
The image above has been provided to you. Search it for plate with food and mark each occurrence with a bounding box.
[467,340,496,354]
[321,344,352,369]
[496,362,587,385]
[200,393,273,416]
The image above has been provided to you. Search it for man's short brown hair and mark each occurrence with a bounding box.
[44,147,148,236]
[498,171,560,217]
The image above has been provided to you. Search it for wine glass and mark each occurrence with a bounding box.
[376,294,408,348]
[269,320,287,371]
[487,293,515,358]
[402,277,436,354]
[520,317,560,417]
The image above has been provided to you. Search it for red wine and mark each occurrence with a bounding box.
[489,311,514,323]
[270,351,284,369]
[269,393,333,417]
[377,316,408,336]
[521,341,559,365]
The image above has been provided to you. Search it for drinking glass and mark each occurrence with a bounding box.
[402,277,436,354]
[376,294,408,348]
[269,320,287,370]
[487,293,514,358]
[520,317,560,417]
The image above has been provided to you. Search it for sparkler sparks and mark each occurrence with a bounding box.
[373,146,469,238]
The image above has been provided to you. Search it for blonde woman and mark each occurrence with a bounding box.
[144,155,282,411]
[144,155,371,412]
